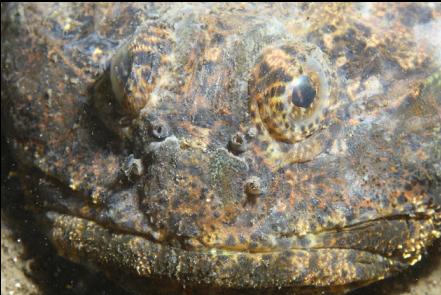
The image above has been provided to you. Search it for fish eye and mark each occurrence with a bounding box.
[249,42,336,144]
[109,25,173,116]
[110,43,134,111]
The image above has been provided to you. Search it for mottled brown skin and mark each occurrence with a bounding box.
[2,3,441,294]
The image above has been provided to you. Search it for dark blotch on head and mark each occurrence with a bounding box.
[259,140,269,150]
[343,28,357,42]
[203,61,216,74]
[262,254,272,261]
[321,24,337,33]
[276,102,285,112]
[258,69,293,90]
[259,62,270,77]
[250,232,261,242]
[133,51,161,68]
[256,123,263,132]
[291,75,316,108]
[273,68,293,83]
[272,85,286,97]
[354,23,372,37]
[226,235,236,247]
[397,193,407,204]
[400,4,433,27]
[281,45,297,57]
[249,242,258,250]
[211,33,225,44]
[299,237,311,248]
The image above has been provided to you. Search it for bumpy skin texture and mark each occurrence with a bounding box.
[2,3,441,294]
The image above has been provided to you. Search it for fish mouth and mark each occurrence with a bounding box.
[32,134,441,290]
[45,203,441,290]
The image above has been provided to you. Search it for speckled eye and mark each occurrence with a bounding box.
[110,25,173,116]
[249,42,337,143]
[110,43,134,110]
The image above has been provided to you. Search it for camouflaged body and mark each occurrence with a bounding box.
[2,3,441,294]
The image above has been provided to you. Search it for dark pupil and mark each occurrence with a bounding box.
[291,75,316,108]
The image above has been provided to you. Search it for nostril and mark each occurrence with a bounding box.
[150,122,169,140]
[122,154,144,182]
[228,132,247,155]
[244,176,265,205]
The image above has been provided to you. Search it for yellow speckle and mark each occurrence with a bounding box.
[63,22,71,32]
[409,255,422,266]
[8,171,18,177]
[336,56,347,68]
[69,179,80,190]
[432,230,441,238]
[92,47,103,63]
[62,17,77,33]
[91,190,101,205]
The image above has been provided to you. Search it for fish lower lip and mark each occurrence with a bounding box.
[48,212,412,289]
[46,205,440,287]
